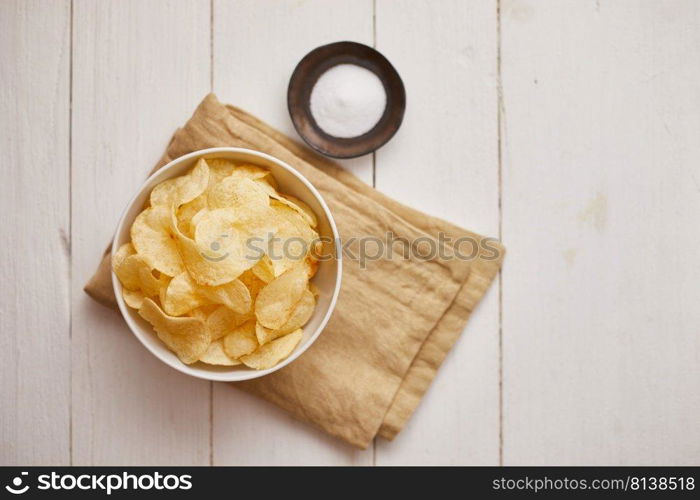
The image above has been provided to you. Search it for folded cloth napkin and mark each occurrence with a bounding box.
[85,94,505,448]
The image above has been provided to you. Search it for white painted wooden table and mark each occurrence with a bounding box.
[2,0,699,466]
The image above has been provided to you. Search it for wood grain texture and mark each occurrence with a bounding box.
[374,0,501,465]
[70,0,213,465]
[501,0,700,465]
[0,0,71,466]
[212,0,373,465]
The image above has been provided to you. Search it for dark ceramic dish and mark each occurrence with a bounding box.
[287,41,406,159]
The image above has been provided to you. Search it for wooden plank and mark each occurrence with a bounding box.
[212,0,374,465]
[501,0,700,464]
[70,0,212,465]
[0,0,71,466]
[374,0,501,465]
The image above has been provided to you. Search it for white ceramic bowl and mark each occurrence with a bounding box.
[112,147,342,381]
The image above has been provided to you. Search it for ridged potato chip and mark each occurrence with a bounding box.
[150,158,209,207]
[138,298,210,364]
[241,329,303,370]
[255,265,308,330]
[200,339,241,366]
[131,204,184,276]
[206,305,252,340]
[222,320,259,359]
[255,289,315,345]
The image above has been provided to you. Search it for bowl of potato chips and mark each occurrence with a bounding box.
[111,147,341,381]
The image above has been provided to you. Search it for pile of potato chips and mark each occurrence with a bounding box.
[113,157,323,370]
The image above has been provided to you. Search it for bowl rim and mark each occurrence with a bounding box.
[111,146,342,382]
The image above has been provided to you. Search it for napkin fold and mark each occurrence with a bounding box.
[85,94,504,448]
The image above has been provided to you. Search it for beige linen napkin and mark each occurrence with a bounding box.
[85,94,504,448]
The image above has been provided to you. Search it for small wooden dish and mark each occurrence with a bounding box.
[288,41,406,159]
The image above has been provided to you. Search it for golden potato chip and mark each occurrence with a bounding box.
[113,253,145,290]
[200,339,241,366]
[222,320,259,359]
[164,271,252,316]
[269,193,316,227]
[229,164,278,190]
[200,278,251,314]
[122,288,145,309]
[281,194,317,227]
[238,270,267,301]
[255,265,308,330]
[207,176,269,220]
[138,298,210,364]
[131,205,184,276]
[150,158,209,207]
[251,255,275,283]
[176,196,207,237]
[113,242,135,270]
[255,289,315,345]
[267,202,319,277]
[205,158,237,186]
[188,304,219,322]
[308,282,320,300]
[241,329,303,370]
[172,207,255,286]
[206,305,252,340]
[163,272,207,316]
[304,256,319,279]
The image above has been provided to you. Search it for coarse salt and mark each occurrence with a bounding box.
[309,63,387,138]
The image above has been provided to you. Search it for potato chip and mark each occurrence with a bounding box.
[176,196,207,237]
[138,298,210,364]
[281,194,317,227]
[131,204,184,276]
[205,158,237,186]
[267,202,319,277]
[255,265,308,329]
[113,253,145,290]
[222,320,259,359]
[269,193,316,227]
[206,305,252,340]
[122,288,145,309]
[163,272,207,316]
[200,278,251,314]
[304,256,319,279]
[188,304,219,322]
[229,164,278,189]
[200,339,241,366]
[172,207,256,286]
[308,282,320,300]
[241,329,303,370]
[251,255,275,283]
[255,289,315,345]
[238,270,267,301]
[113,242,135,270]
[207,176,269,220]
[150,158,209,207]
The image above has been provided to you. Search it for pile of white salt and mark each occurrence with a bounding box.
[309,64,387,138]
